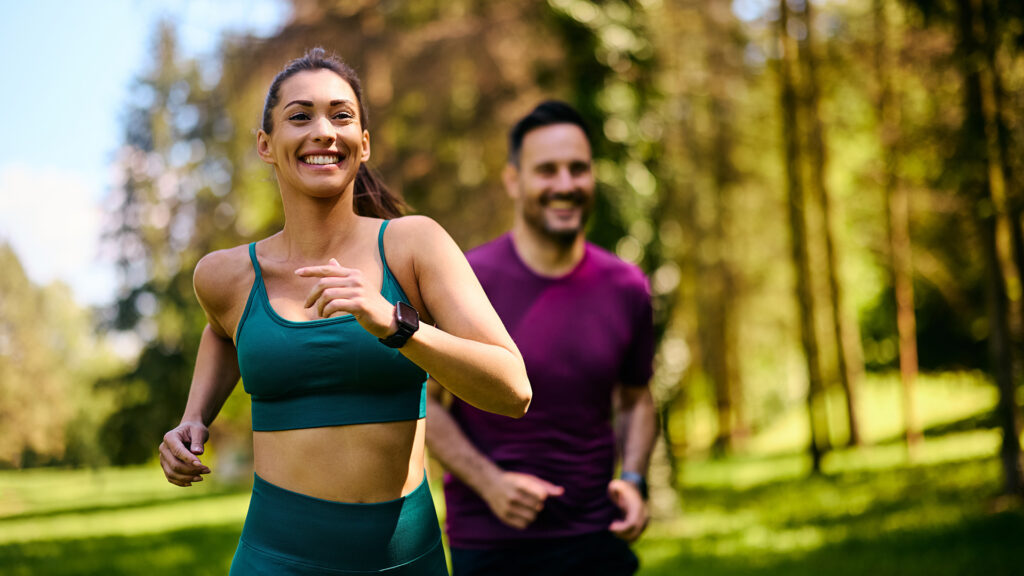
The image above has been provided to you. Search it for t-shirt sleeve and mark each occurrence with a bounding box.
[618,272,655,388]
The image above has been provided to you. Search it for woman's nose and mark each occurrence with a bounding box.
[310,116,335,143]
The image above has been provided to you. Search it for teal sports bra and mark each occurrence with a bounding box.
[235,221,427,431]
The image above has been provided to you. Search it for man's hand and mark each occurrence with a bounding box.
[481,471,564,530]
[607,478,649,542]
[158,421,212,487]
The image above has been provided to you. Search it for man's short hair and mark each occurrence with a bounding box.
[508,100,593,167]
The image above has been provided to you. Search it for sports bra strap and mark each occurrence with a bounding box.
[378,220,390,270]
[248,242,263,277]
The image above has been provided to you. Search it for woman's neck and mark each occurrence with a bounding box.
[276,184,362,262]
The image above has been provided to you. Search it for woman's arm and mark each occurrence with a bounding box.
[158,325,240,486]
[395,216,530,416]
[158,249,246,487]
[297,216,531,417]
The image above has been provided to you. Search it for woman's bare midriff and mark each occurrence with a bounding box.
[253,418,426,503]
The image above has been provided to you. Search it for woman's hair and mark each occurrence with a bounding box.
[262,47,406,219]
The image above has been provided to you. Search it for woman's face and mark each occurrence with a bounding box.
[257,69,370,198]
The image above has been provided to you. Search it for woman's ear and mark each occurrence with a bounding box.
[257,130,275,164]
[360,129,371,163]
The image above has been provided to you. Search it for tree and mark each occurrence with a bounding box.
[0,243,119,467]
[778,0,828,472]
[949,0,1023,496]
[800,0,863,447]
[874,0,922,454]
[103,22,247,464]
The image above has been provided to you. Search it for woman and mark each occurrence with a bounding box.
[158,47,531,575]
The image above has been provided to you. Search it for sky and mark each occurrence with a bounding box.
[0,0,288,306]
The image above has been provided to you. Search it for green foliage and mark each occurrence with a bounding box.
[91,0,1022,472]
[102,23,253,463]
[0,243,121,468]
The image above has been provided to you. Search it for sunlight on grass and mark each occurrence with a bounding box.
[0,372,1018,576]
[0,464,249,544]
[637,444,1019,575]
[745,372,997,455]
[0,492,250,544]
[0,465,228,518]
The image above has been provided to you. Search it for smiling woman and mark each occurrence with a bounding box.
[156,47,532,576]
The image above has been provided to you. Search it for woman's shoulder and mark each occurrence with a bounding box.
[382,214,446,237]
[193,243,256,313]
[380,215,452,256]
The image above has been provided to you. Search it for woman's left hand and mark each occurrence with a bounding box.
[295,258,395,338]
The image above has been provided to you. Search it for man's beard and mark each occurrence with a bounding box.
[523,191,591,245]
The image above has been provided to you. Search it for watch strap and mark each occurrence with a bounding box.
[619,471,649,500]
[378,302,419,349]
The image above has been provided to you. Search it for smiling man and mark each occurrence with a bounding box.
[426,100,658,576]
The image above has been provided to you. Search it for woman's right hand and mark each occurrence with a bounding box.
[159,420,212,487]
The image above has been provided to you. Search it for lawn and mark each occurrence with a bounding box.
[0,372,1020,575]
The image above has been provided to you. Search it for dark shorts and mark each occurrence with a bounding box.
[450,531,639,576]
[229,473,448,575]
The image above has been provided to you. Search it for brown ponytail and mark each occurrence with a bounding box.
[354,164,405,219]
[263,47,408,219]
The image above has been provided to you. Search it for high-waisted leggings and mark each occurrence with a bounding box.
[229,473,449,575]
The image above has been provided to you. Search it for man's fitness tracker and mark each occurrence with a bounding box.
[379,301,420,348]
[620,471,649,500]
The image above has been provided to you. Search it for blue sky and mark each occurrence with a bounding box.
[0,0,287,306]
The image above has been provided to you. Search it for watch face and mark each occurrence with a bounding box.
[396,301,419,329]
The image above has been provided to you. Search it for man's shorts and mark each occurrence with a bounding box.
[450,531,639,576]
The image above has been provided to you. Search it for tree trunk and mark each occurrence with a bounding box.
[799,0,863,448]
[956,0,1024,497]
[874,0,922,456]
[779,0,826,473]
[703,0,743,455]
[978,0,1024,361]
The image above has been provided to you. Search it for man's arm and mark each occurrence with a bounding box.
[608,384,657,541]
[426,379,563,530]
[618,385,657,477]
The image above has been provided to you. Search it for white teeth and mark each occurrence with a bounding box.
[304,155,339,165]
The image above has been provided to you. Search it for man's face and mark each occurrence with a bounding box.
[505,123,595,244]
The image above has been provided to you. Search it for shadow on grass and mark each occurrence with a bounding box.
[682,457,1000,510]
[643,451,1022,576]
[0,524,242,576]
[0,486,248,523]
[637,509,1024,576]
[873,409,999,446]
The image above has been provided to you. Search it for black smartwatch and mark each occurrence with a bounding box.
[620,471,649,500]
[378,301,420,348]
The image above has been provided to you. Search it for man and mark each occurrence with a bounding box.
[426,100,658,576]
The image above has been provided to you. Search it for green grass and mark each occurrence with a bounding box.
[635,372,1023,576]
[636,439,1023,576]
[0,372,1020,575]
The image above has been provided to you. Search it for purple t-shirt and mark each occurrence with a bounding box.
[443,233,654,548]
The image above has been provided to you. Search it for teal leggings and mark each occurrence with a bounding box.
[229,473,448,575]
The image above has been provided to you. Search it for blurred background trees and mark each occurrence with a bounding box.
[6,0,1022,497]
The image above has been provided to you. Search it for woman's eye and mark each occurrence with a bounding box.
[288,112,310,121]
[333,112,354,120]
